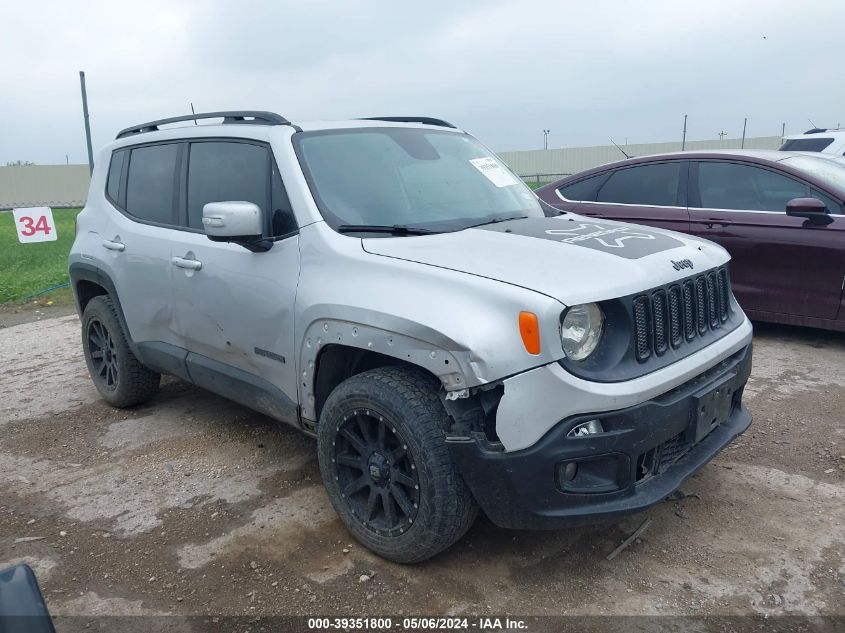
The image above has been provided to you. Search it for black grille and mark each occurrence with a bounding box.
[632,296,651,362]
[632,267,732,363]
[695,276,707,334]
[667,285,683,348]
[636,432,692,483]
[706,273,719,328]
[657,432,691,473]
[682,281,696,341]
[652,290,668,355]
[717,269,729,322]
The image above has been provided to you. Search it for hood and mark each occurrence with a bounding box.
[362,215,730,306]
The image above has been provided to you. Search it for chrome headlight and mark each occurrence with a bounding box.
[560,303,604,361]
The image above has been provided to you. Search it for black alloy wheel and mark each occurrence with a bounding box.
[80,295,160,407]
[332,409,420,537]
[87,318,119,389]
[317,366,478,562]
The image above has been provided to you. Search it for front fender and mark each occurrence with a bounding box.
[297,312,475,421]
[294,224,568,421]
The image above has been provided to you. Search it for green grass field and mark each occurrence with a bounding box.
[0,208,81,303]
[522,179,559,190]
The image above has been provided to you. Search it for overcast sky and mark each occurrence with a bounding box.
[1,0,843,165]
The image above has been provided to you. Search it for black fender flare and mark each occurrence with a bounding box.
[68,262,138,354]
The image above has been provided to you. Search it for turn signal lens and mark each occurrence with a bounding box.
[519,311,541,355]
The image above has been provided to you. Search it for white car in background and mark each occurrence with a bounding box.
[779,128,845,157]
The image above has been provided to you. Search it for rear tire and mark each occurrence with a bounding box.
[317,366,477,563]
[81,295,160,407]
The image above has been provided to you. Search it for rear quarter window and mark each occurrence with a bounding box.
[557,173,606,201]
[106,150,126,204]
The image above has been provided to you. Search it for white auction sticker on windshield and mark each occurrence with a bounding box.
[469,157,519,187]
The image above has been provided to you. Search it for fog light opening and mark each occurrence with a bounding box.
[567,419,605,438]
[562,462,578,482]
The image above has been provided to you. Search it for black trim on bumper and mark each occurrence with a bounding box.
[447,344,752,530]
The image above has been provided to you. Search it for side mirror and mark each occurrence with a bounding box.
[786,197,833,225]
[202,201,271,252]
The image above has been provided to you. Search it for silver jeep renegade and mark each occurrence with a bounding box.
[69,111,753,562]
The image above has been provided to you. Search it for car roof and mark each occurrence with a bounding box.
[537,149,845,200]
[783,129,845,140]
[632,149,800,162]
[562,149,813,173]
[110,113,462,149]
[295,120,462,132]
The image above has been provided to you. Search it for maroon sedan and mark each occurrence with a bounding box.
[536,150,845,332]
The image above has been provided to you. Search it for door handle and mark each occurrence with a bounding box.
[101,239,125,252]
[171,256,202,271]
[704,219,732,229]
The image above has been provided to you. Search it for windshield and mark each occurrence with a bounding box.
[293,128,544,233]
[782,155,845,194]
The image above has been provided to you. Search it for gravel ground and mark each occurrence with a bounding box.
[0,313,843,629]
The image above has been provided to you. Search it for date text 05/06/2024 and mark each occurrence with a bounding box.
[307,616,528,630]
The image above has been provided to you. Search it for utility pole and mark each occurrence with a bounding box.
[79,71,94,175]
[741,117,748,149]
[543,129,550,150]
[718,130,728,140]
[681,114,687,151]
[781,122,786,139]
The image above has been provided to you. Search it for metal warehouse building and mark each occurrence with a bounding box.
[1,135,783,209]
[498,135,783,184]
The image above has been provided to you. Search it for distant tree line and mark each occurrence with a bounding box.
[5,160,36,166]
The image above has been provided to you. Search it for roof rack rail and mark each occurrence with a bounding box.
[358,116,457,129]
[116,111,291,139]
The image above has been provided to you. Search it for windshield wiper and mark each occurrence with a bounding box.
[336,224,438,235]
[463,215,528,230]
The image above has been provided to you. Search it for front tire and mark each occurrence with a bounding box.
[317,366,477,563]
[81,295,160,407]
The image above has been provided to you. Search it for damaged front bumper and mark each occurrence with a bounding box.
[446,344,752,530]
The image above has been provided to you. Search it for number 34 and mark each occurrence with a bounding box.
[18,215,52,237]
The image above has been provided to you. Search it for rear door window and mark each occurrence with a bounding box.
[125,144,179,224]
[595,162,682,206]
